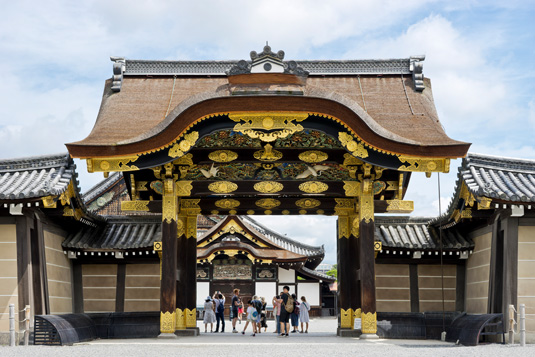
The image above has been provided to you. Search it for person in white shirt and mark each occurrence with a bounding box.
[299,296,311,333]
[241,300,258,336]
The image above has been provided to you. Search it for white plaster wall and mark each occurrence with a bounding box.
[197,282,210,307]
[297,283,320,306]
[255,282,276,307]
[278,267,295,283]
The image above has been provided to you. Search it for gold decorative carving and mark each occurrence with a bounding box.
[153,241,162,251]
[385,200,414,213]
[208,181,238,194]
[361,312,377,334]
[229,209,237,215]
[121,200,150,212]
[359,179,374,223]
[59,183,76,206]
[295,198,321,209]
[339,132,368,158]
[208,150,238,163]
[374,241,382,258]
[256,198,281,209]
[41,196,57,209]
[298,150,328,163]
[478,197,492,210]
[254,181,283,194]
[229,112,308,142]
[461,208,472,219]
[340,308,353,329]
[247,210,255,215]
[338,216,349,239]
[176,216,186,238]
[299,181,328,194]
[185,308,196,328]
[265,210,273,215]
[343,181,360,197]
[282,210,290,215]
[316,209,325,215]
[373,181,386,195]
[211,210,219,215]
[160,311,176,333]
[334,198,355,217]
[87,156,139,173]
[398,155,450,173]
[299,209,307,215]
[162,179,177,224]
[459,183,476,207]
[215,199,240,209]
[175,308,186,330]
[253,144,283,161]
[354,308,362,318]
[175,181,193,196]
[181,199,201,216]
[168,132,199,158]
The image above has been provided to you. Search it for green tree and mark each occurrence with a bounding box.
[325,264,337,279]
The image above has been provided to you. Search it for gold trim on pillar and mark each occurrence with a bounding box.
[354,308,362,319]
[185,308,197,328]
[361,312,377,334]
[374,241,382,258]
[154,241,162,280]
[359,179,374,223]
[162,178,177,224]
[176,308,186,330]
[160,311,176,334]
[340,308,354,329]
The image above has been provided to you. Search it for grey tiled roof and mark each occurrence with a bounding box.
[0,153,75,200]
[123,58,413,76]
[300,266,336,283]
[375,216,473,251]
[240,216,325,257]
[462,153,535,202]
[83,172,123,203]
[63,216,160,250]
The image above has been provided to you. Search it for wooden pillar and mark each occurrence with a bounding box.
[358,179,378,337]
[335,198,360,334]
[159,177,178,336]
[176,199,200,332]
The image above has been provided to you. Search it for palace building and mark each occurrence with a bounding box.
[0,46,533,344]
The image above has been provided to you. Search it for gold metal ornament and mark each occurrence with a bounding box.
[299,181,328,194]
[343,181,360,197]
[208,150,238,163]
[41,195,56,209]
[215,199,240,209]
[256,198,281,209]
[247,210,255,215]
[121,200,150,212]
[160,311,176,333]
[169,132,199,158]
[185,308,196,328]
[354,308,362,318]
[265,210,272,215]
[299,150,328,163]
[340,308,353,329]
[295,198,321,209]
[229,112,308,142]
[397,155,450,173]
[229,210,237,215]
[478,197,492,210]
[316,209,325,215]
[211,210,219,215]
[339,132,368,158]
[176,308,186,330]
[361,312,377,334]
[176,181,193,196]
[208,181,238,194]
[253,144,283,161]
[385,200,414,213]
[299,209,307,215]
[282,210,290,215]
[254,181,283,193]
[87,156,140,173]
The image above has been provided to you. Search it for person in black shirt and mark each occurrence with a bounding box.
[231,288,240,333]
[278,286,291,337]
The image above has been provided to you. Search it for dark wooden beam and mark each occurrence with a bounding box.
[72,263,84,313]
[456,264,466,312]
[115,263,126,312]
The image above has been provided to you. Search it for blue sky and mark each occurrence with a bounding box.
[1,1,533,264]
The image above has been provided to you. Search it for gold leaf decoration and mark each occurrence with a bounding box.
[175,308,185,330]
[215,199,240,209]
[340,308,353,329]
[397,155,450,173]
[208,181,238,194]
[169,132,199,158]
[299,209,307,215]
[185,308,197,328]
[253,181,283,193]
[208,150,238,163]
[264,210,272,215]
[87,156,139,173]
[160,311,176,333]
[385,200,414,213]
[247,210,255,215]
[121,200,149,212]
[176,181,193,196]
[282,210,290,215]
[229,112,309,142]
[343,181,360,197]
[256,198,281,209]
[361,312,377,334]
[338,132,368,158]
[295,198,321,209]
[253,144,283,161]
[299,181,328,194]
[298,150,328,163]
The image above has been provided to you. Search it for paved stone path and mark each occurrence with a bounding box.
[1,318,533,356]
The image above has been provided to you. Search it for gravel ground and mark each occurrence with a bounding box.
[1,318,533,357]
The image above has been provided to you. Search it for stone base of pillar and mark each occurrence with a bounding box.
[337,328,361,337]
[158,333,178,339]
[359,333,380,339]
[174,328,199,336]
